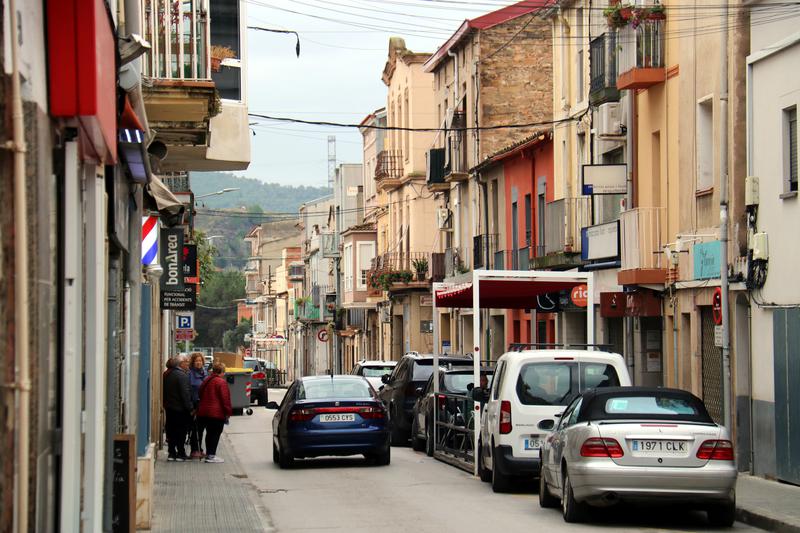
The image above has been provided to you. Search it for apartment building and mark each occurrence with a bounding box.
[423,0,553,357]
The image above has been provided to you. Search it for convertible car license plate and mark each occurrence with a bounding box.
[319,413,355,423]
[524,436,544,450]
[631,439,687,455]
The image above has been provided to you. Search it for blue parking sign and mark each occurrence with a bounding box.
[176,314,193,330]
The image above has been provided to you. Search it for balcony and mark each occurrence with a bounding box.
[618,207,667,285]
[445,130,469,182]
[426,148,449,192]
[590,33,620,105]
[376,150,403,191]
[141,0,250,172]
[473,234,499,269]
[532,197,592,269]
[444,247,466,278]
[368,251,442,292]
[492,248,532,270]
[616,18,666,90]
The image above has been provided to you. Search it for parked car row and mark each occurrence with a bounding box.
[264,348,737,527]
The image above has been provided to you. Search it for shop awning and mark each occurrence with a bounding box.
[145,175,185,226]
[435,278,582,309]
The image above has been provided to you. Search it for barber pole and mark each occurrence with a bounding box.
[142,215,159,265]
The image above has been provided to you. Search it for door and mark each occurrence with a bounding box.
[511,201,519,269]
[700,307,724,424]
[774,308,800,485]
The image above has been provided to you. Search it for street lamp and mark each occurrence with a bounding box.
[195,187,240,199]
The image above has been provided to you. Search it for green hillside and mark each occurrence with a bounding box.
[190,172,331,211]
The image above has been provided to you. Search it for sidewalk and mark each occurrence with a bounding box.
[737,475,800,533]
[149,434,273,532]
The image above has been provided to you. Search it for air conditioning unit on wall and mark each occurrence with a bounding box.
[598,103,622,137]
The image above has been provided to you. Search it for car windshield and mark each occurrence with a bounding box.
[298,379,373,400]
[516,363,575,406]
[360,365,395,377]
[243,360,258,370]
[604,395,702,417]
[443,373,494,393]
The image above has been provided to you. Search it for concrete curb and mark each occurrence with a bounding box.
[736,506,800,533]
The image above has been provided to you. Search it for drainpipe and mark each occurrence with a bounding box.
[8,0,31,530]
[625,91,635,383]
[719,0,732,432]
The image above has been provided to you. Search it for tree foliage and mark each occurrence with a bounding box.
[222,318,252,352]
[194,270,245,349]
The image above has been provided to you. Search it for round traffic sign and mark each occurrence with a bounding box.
[317,329,329,343]
[712,287,723,325]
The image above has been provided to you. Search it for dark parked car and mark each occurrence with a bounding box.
[411,368,494,455]
[267,375,390,468]
[243,357,268,406]
[377,354,472,445]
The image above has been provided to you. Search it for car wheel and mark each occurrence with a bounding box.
[425,422,435,457]
[376,446,391,466]
[707,498,736,528]
[278,445,294,469]
[272,442,279,464]
[411,418,425,452]
[539,470,559,508]
[491,448,512,493]
[478,443,491,483]
[257,395,267,407]
[561,469,587,523]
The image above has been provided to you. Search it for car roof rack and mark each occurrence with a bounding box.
[507,342,614,352]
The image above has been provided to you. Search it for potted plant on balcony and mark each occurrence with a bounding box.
[210,45,236,72]
[412,258,429,281]
[603,3,665,29]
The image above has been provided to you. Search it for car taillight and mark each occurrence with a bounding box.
[499,400,512,434]
[696,440,734,460]
[251,372,266,380]
[289,408,315,422]
[358,406,386,419]
[580,438,624,458]
[437,394,445,409]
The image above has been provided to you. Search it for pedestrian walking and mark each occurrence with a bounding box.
[163,355,193,461]
[197,361,233,464]
[188,353,208,459]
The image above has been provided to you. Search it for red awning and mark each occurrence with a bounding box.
[435,279,583,309]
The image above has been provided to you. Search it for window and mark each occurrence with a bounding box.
[566,398,583,426]
[576,8,584,103]
[525,194,532,247]
[580,363,620,389]
[604,396,701,417]
[785,106,798,193]
[298,378,373,400]
[343,243,353,291]
[696,98,714,191]
[210,0,242,101]
[357,241,375,290]
[516,363,576,406]
[492,362,506,400]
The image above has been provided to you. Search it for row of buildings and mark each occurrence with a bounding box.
[242,0,800,488]
[1,0,251,530]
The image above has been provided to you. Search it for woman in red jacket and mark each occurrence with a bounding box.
[197,361,233,463]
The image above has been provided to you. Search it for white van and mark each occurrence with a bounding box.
[478,348,631,492]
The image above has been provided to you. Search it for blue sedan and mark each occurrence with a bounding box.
[268,375,391,468]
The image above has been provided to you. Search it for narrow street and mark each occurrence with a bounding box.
[218,389,760,533]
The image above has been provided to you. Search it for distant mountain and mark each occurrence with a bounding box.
[191,172,331,212]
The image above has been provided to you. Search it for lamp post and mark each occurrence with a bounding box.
[195,187,239,199]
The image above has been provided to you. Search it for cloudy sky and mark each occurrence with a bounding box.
[243,0,515,186]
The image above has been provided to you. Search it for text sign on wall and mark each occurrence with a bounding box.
[693,240,721,280]
[159,228,184,291]
[582,164,627,195]
[581,220,620,261]
[160,284,197,310]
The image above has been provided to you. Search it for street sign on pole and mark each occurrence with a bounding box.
[175,329,195,341]
[175,312,193,330]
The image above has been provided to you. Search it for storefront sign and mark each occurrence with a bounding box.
[712,287,723,325]
[693,240,721,280]
[183,244,198,284]
[582,164,627,195]
[535,293,560,313]
[159,228,184,292]
[600,292,626,317]
[160,284,196,310]
[581,221,620,261]
[570,285,589,307]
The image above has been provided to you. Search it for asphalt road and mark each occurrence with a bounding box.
[226,389,761,533]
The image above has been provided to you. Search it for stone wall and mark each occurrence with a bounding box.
[478,16,553,159]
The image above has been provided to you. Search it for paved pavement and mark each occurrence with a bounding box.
[150,433,273,532]
[736,474,800,533]
[150,388,800,533]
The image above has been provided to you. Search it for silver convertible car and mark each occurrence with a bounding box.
[539,387,737,526]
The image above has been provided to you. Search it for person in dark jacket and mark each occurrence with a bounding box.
[163,355,193,461]
[188,353,208,458]
[197,361,233,463]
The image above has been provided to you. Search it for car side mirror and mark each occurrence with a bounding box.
[466,383,474,392]
[415,387,423,395]
[265,401,280,410]
[381,374,390,384]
